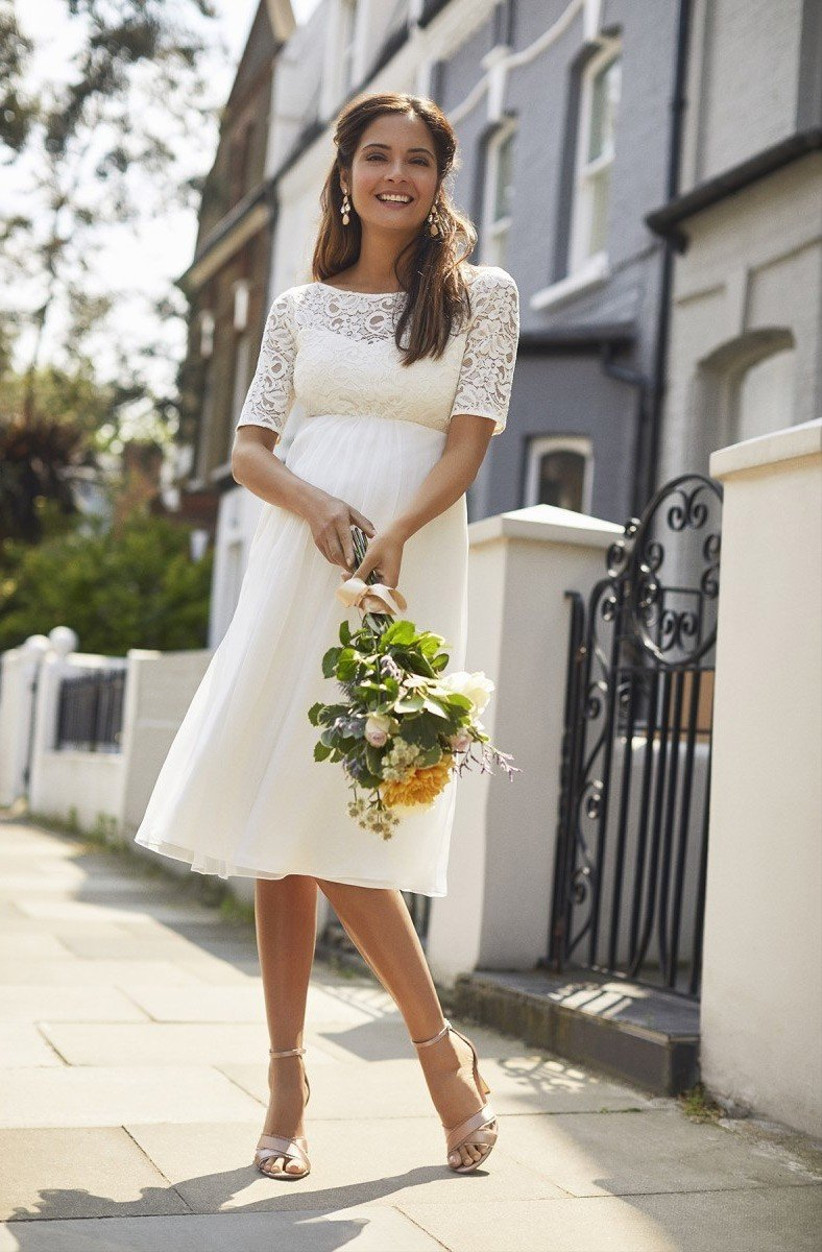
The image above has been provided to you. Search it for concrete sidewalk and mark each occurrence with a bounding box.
[1,813,820,1252]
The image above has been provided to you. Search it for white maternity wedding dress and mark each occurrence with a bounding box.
[133,263,519,897]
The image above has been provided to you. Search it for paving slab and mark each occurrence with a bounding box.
[0,1066,263,1129]
[0,935,71,960]
[0,1026,63,1068]
[0,1128,190,1221]
[16,899,221,927]
[0,1206,444,1251]
[395,1185,822,1252]
[126,1118,566,1211]
[498,1108,822,1195]
[0,987,147,1024]
[39,1022,284,1067]
[53,930,214,961]
[0,960,204,987]
[3,813,822,1252]
[123,983,390,1026]
[220,1053,656,1119]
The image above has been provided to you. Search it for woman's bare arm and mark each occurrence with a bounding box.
[231,426,375,570]
[387,414,493,543]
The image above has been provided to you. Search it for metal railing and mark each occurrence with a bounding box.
[547,473,723,999]
[55,669,125,753]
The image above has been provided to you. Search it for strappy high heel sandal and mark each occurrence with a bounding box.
[253,1045,311,1179]
[412,1017,499,1173]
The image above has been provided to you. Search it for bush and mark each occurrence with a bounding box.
[0,509,213,654]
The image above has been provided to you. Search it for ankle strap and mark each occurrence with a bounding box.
[269,1046,306,1058]
[411,1018,451,1048]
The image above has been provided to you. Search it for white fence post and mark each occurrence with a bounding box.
[701,418,822,1137]
[426,505,624,987]
[0,635,51,806]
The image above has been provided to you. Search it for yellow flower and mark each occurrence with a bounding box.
[380,753,454,809]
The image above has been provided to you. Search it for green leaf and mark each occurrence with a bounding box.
[365,743,385,776]
[314,741,333,761]
[394,693,425,713]
[322,647,341,678]
[307,701,324,726]
[381,619,416,647]
[444,692,474,712]
[339,618,352,646]
[401,717,439,748]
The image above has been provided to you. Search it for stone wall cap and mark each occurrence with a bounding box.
[709,418,822,479]
[469,504,623,550]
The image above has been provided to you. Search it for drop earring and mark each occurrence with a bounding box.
[427,201,441,237]
[341,189,351,226]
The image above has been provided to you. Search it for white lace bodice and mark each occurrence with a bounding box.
[236,264,519,439]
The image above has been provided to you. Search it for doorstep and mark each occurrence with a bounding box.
[453,966,700,1096]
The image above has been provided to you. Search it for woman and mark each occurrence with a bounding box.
[134,91,519,1179]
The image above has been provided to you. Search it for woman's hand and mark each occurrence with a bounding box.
[349,525,405,591]
[306,492,376,571]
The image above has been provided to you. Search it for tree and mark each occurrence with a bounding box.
[0,506,213,653]
[0,0,222,438]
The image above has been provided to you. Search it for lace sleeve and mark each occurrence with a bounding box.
[449,268,520,436]
[236,290,296,435]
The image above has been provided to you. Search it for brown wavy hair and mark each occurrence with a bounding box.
[312,91,478,367]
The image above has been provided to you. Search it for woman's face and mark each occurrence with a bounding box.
[344,111,439,240]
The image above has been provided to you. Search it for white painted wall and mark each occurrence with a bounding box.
[28,649,128,833]
[119,648,213,841]
[0,635,50,806]
[426,504,624,985]
[701,418,822,1138]
[660,154,822,489]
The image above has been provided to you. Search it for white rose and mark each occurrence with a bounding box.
[440,670,495,715]
[365,713,393,747]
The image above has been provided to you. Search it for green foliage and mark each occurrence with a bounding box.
[0,509,213,653]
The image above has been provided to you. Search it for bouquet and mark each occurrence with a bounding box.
[308,524,519,839]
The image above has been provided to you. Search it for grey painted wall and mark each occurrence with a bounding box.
[438,0,682,524]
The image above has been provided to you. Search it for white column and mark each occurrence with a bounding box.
[701,418,822,1138]
[426,505,623,986]
[0,635,51,805]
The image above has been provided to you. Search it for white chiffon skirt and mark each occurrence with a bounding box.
[133,412,469,897]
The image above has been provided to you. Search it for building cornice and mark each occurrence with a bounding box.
[646,128,822,247]
[517,323,636,353]
[179,184,274,292]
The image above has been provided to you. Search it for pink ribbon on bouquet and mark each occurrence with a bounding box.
[335,574,408,617]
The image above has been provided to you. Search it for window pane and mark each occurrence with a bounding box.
[493,131,515,221]
[588,164,611,255]
[538,451,586,511]
[588,55,621,163]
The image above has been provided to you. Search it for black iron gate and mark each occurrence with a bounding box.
[548,473,723,999]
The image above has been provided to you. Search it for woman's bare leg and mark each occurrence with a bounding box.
[254,874,318,1175]
[315,879,492,1168]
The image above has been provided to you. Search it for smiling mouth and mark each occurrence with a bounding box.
[375,195,414,205]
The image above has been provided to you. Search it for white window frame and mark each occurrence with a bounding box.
[339,0,359,93]
[480,118,516,269]
[232,279,250,332]
[229,331,252,431]
[524,435,594,513]
[568,37,621,280]
[199,309,215,358]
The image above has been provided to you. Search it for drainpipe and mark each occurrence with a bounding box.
[643,0,693,504]
[600,343,651,518]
